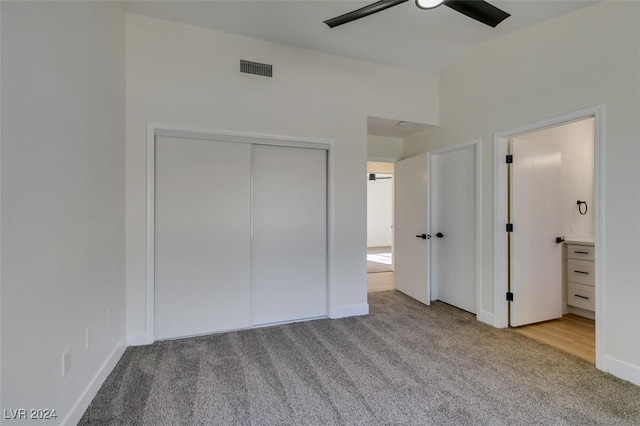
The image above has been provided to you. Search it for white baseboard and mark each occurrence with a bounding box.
[329,303,369,319]
[477,310,494,327]
[62,338,127,426]
[567,306,595,320]
[127,330,147,346]
[600,355,640,386]
[367,242,392,248]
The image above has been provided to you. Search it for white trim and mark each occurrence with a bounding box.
[327,141,336,325]
[145,123,155,344]
[601,356,640,387]
[155,128,330,150]
[329,303,369,319]
[127,331,147,347]
[251,315,327,329]
[151,124,331,149]
[367,241,393,248]
[567,305,596,321]
[477,310,494,326]
[62,339,126,426]
[492,106,604,359]
[428,139,482,320]
[493,136,509,328]
[428,151,438,302]
[0,0,3,414]
[367,156,401,162]
[146,123,334,344]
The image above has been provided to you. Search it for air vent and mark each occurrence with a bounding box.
[240,60,273,78]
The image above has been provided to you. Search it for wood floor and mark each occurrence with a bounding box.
[367,246,393,273]
[367,271,395,292]
[513,314,595,364]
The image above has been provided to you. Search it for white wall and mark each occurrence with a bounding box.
[367,161,395,174]
[125,13,439,341]
[404,2,640,384]
[368,135,403,160]
[520,118,594,241]
[367,177,393,247]
[1,1,126,423]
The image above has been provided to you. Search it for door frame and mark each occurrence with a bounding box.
[367,158,396,272]
[145,122,334,344]
[429,139,483,319]
[493,105,604,367]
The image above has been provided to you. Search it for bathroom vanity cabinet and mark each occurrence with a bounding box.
[565,241,595,314]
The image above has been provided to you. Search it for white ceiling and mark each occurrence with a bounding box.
[124,0,597,75]
[367,116,433,137]
[124,0,598,137]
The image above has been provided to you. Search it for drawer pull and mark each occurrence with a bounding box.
[574,294,590,300]
[574,250,590,254]
[574,270,589,274]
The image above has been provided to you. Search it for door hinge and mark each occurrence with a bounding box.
[506,155,513,164]
[506,223,513,232]
[506,292,514,301]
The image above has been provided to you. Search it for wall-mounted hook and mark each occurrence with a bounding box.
[577,200,588,215]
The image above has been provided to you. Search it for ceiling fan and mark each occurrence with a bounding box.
[324,0,510,29]
[369,173,392,181]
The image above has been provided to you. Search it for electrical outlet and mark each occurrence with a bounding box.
[107,308,113,326]
[62,351,71,377]
[85,326,92,349]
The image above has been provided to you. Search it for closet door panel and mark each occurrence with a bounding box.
[251,145,327,325]
[155,136,251,340]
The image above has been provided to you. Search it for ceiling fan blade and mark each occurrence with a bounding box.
[324,0,409,28]
[443,0,510,28]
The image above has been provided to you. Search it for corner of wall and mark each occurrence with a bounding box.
[62,339,127,426]
[600,355,640,387]
[127,331,147,347]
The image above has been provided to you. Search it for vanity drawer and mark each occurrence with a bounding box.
[567,259,595,286]
[568,282,595,311]
[566,244,594,261]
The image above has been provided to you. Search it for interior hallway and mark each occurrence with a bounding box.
[367,246,394,292]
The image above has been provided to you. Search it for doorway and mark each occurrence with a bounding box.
[392,141,480,315]
[367,161,395,292]
[494,107,601,365]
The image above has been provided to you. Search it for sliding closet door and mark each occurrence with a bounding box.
[251,144,328,325]
[155,136,251,340]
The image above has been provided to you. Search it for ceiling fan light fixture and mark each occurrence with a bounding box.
[415,0,444,10]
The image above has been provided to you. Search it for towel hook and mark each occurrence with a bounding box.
[577,200,588,215]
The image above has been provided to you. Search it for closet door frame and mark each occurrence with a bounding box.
[145,123,333,344]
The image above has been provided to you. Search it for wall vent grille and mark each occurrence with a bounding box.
[240,60,273,78]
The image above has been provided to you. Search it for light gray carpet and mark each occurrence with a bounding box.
[80,291,640,425]
[367,246,393,273]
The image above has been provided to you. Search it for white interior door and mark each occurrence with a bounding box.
[251,144,327,325]
[432,145,477,313]
[394,153,430,304]
[155,136,251,339]
[367,176,393,248]
[510,138,563,327]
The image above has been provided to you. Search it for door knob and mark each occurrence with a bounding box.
[556,237,565,244]
[416,234,430,240]
[435,232,444,238]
